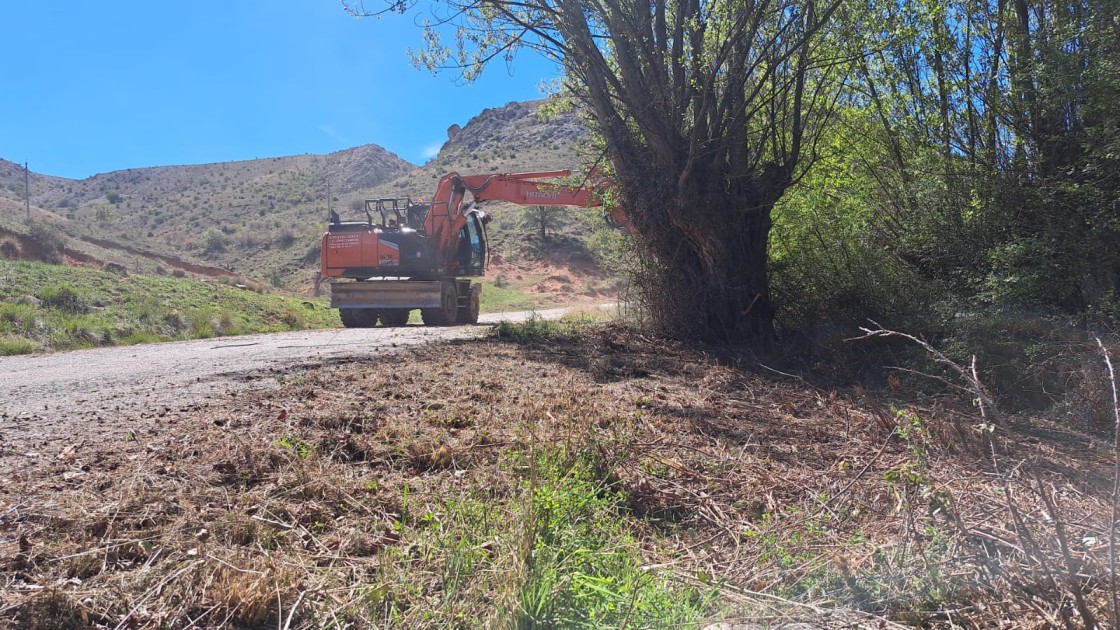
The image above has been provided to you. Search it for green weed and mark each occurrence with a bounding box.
[274,435,312,459]
[513,450,706,628]
[0,337,37,356]
[494,313,591,343]
[36,284,89,314]
[365,443,707,627]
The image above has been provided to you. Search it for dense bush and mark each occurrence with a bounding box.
[0,239,20,260]
[26,221,66,264]
[202,227,227,254]
[36,284,89,314]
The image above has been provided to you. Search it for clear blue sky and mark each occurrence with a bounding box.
[0,1,560,180]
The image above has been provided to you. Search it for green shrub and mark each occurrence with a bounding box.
[280,307,306,330]
[273,227,297,249]
[94,202,118,223]
[494,314,588,343]
[66,325,99,347]
[162,310,187,334]
[187,309,216,338]
[36,284,88,314]
[0,337,36,356]
[26,222,66,264]
[216,309,239,335]
[202,227,227,254]
[0,302,41,334]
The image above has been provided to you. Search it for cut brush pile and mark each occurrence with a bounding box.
[1,322,1117,628]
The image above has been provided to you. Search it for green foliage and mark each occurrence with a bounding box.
[279,307,306,330]
[476,277,576,313]
[494,313,591,343]
[847,0,1120,316]
[0,301,42,336]
[981,239,1070,307]
[202,227,227,254]
[0,337,37,356]
[519,205,568,240]
[36,284,89,314]
[514,449,705,627]
[265,268,284,288]
[770,111,938,334]
[387,0,848,343]
[94,202,118,224]
[369,440,707,627]
[274,435,313,458]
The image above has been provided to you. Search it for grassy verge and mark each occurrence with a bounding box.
[1,324,1114,628]
[0,260,337,354]
[479,277,593,313]
[494,312,602,342]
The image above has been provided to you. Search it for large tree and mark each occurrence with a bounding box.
[348,0,844,343]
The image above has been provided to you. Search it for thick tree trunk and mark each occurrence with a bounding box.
[624,170,781,345]
[676,208,775,343]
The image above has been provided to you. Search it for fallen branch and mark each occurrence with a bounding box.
[250,514,294,531]
[1097,337,1120,630]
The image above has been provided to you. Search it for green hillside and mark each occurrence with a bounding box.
[0,259,336,355]
[0,99,598,295]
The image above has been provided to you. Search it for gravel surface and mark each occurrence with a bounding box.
[0,307,575,461]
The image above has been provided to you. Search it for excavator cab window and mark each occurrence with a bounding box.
[406,203,428,230]
[462,211,487,274]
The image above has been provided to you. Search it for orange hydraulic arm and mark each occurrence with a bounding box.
[422,169,633,272]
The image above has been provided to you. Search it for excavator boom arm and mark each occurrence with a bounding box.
[422,169,627,271]
[459,170,598,207]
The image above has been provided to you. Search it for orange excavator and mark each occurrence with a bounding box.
[321,169,629,327]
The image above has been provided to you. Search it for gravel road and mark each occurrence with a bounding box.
[0,307,581,459]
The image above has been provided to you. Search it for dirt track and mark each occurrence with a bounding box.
[0,307,574,465]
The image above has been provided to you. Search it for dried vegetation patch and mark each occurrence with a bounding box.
[1,325,1116,628]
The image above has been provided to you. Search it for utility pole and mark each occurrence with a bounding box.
[24,162,30,223]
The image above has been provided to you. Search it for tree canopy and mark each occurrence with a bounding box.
[347,0,1120,341]
[350,0,848,343]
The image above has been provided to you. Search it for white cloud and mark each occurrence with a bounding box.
[420,142,442,160]
[318,125,346,143]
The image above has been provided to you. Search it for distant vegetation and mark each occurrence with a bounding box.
[0,100,593,296]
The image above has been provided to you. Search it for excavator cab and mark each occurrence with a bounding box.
[405,202,429,230]
[366,199,408,229]
[455,209,490,275]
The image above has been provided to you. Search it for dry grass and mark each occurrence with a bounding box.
[1,324,1116,628]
